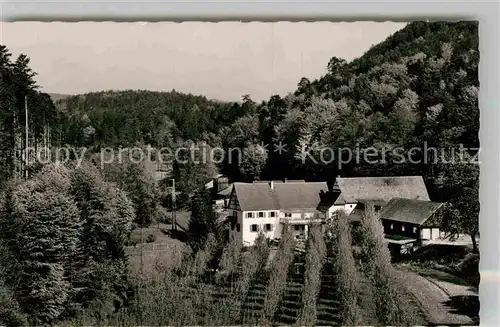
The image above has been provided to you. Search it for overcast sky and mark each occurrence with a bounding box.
[1,21,406,102]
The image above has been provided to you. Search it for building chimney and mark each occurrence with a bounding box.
[270,180,274,190]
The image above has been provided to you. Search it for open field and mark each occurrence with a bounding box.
[126,224,189,278]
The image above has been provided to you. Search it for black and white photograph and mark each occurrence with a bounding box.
[0,20,480,326]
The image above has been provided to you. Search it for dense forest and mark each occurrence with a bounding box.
[0,21,479,326]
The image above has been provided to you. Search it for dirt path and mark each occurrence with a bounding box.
[398,268,474,325]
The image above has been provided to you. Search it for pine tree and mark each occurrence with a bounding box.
[10,165,81,324]
[68,161,135,315]
[189,189,217,253]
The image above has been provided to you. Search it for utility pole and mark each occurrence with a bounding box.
[25,95,28,180]
[171,178,177,231]
[140,223,144,274]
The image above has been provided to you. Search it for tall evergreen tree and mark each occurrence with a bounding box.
[189,189,217,253]
[8,165,81,324]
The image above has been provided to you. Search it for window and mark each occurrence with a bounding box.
[247,212,253,218]
[258,212,265,218]
[264,224,273,232]
[236,223,241,232]
[250,224,259,232]
[294,225,300,231]
[402,225,405,232]
[270,211,276,218]
[285,213,292,218]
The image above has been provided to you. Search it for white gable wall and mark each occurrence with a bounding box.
[241,210,282,246]
[231,203,360,246]
[420,227,443,241]
[325,203,357,219]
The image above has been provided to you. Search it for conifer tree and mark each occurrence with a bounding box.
[10,165,81,324]
[68,161,135,315]
[189,189,217,253]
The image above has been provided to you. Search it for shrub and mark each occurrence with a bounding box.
[189,189,218,253]
[10,167,81,325]
[68,162,135,316]
[0,283,28,327]
[217,233,242,287]
[128,233,142,246]
[188,233,217,279]
[326,212,363,326]
[232,238,268,323]
[261,227,295,324]
[146,233,157,243]
[358,203,417,326]
[254,231,271,269]
[298,224,327,326]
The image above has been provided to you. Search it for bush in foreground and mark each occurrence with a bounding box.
[298,224,327,326]
[327,212,363,326]
[358,203,418,326]
[261,227,296,324]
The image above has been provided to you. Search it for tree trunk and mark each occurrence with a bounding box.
[471,233,478,253]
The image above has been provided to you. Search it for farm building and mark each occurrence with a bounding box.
[227,175,444,246]
[379,198,445,241]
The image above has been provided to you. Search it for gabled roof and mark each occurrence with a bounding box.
[217,184,233,197]
[233,182,279,211]
[379,198,444,226]
[274,182,329,210]
[232,181,328,212]
[335,176,430,204]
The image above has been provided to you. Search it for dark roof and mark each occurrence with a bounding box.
[316,190,342,212]
[274,182,328,210]
[217,184,233,197]
[233,181,328,211]
[356,199,388,207]
[335,176,430,204]
[379,198,444,226]
[233,182,279,211]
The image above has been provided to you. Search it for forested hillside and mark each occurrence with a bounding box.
[54,90,243,148]
[53,21,479,245]
[0,21,480,326]
[54,21,478,178]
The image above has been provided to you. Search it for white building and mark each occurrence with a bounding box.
[227,176,440,246]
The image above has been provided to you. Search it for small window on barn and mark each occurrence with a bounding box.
[247,212,253,218]
[270,211,276,217]
[285,213,292,218]
[250,224,259,233]
[264,224,273,232]
[258,212,265,218]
